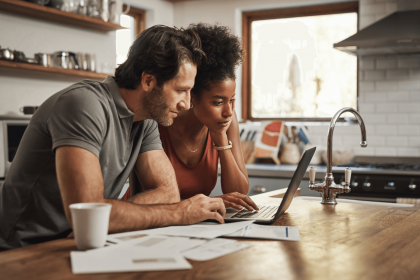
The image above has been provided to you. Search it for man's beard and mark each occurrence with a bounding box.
[142,86,173,127]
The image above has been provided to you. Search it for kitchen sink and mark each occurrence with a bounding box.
[294,196,414,207]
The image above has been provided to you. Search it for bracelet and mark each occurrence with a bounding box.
[213,140,233,150]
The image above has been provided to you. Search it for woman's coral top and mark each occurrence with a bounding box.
[158,124,219,199]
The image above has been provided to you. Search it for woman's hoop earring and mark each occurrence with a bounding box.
[190,103,194,109]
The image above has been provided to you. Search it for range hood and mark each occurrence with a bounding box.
[334,9,420,56]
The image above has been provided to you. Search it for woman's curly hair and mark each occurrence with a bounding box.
[188,23,244,101]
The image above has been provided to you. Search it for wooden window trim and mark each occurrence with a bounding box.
[241,2,359,121]
[125,5,146,36]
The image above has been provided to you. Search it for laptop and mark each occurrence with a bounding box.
[224,147,316,224]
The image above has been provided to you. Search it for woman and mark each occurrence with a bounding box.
[157,23,257,211]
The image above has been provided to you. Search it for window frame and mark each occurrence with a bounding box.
[124,5,146,36]
[241,1,359,121]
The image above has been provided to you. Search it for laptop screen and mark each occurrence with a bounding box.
[272,147,316,221]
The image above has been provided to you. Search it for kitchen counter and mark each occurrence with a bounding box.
[242,163,420,179]
[1,190,420,280]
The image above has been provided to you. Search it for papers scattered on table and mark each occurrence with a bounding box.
[71,220,300,274]
[71,235,193,274]
[224,224,300,241]
[71,234,252,274]
[71,250,191,274]
[182,238,252,261]
[107,220,255,243]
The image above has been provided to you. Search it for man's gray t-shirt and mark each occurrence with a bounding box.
[0,76,162,250]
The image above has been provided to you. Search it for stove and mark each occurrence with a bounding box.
[334,160,420,203]
[339,163,420,172]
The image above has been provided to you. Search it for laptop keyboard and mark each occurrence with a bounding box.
[230,205,278,219]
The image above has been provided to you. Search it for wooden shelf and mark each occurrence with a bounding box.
[0,0,126,32]
[0,60,108,80]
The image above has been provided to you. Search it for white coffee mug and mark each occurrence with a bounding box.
[69,203,112,251]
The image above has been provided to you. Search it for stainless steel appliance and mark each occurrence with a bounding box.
[335,161,420,203]
[334,0,420,56]
[0,118,30,179]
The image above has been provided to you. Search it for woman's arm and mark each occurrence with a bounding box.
[212,111,258,211]
[218,111,249,194]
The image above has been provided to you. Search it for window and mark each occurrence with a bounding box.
[116,6,145,66]
[242,2,358,120]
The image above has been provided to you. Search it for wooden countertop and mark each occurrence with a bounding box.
[1,191,420,280]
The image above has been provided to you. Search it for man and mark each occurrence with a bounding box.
[0,25,226,251]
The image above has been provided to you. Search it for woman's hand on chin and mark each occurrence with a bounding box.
[209,119,232,147]
[217,192,259,211]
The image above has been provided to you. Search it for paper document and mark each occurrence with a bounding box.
[71,236,192,274]
[224,224,300,241]
[181,238,252,261]
[107,220,255,242]
[71,251,191,274]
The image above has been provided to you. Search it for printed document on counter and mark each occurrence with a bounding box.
[181,238,252,261]
[224,224,300,241]
[107,220,255,243]
[71,236,193,274]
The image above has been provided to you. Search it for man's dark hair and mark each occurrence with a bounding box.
[188,23,244,101]
[115,25,206,89]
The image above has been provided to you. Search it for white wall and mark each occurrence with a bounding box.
[125,0,174,28]
[0,0,173,116]
[173,0,420,157]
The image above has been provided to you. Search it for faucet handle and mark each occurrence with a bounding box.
[309,167,316,183]
[345,167,352,187]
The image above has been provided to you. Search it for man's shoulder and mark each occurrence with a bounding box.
[45,80,111,113]
[57,79,110,101]
[141,119,160,131]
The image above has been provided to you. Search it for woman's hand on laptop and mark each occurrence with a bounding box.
[217,192,259,211]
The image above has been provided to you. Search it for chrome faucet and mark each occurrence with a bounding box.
[309,107,368,204]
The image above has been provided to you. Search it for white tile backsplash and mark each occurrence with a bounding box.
[408,137,420,147]
[376,58,397,69]
[376,80,397,91]
[410,114,420,124]
[387,91,409,101]
[386,69,409,80]
[365,70,386,80]
[396,148,419,157]
[387,114,409,124]
[375,147,397,156]
[387,136,408,147]
[398,125,420,136]
[360,59,375,70]
[376,103,397,113]
[375,124,397,135]
[360,81,375,91]
[409,92,420,101]
[398,102,420,113]
[398,57,420,69]
[398,80,420,90]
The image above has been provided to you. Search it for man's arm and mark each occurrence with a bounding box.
[128,150,180,205]
[56,146,226,233]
